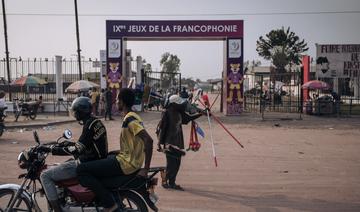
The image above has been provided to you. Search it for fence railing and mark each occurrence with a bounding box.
[338,96,360,116]
[244,71,302,119]
[0,58,101,101]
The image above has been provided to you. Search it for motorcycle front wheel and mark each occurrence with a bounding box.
[0,189,32,212]
[117,191,148,212]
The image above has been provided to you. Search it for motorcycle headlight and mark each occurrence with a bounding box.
[17,151,30,169]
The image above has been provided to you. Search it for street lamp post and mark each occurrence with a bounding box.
[74,0,82,80]
[71,54,85,80]
[2,0,12,100]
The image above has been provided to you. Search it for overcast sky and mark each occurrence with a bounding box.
[1,0,360,79]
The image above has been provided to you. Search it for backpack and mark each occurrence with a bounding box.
[156,111,168,143]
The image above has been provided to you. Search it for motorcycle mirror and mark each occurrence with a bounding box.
[33,131,40,144]
[63,129,72,139]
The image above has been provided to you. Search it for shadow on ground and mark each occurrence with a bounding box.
[184,187,360,212]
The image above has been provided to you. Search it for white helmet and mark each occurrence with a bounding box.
[168,95,186,105]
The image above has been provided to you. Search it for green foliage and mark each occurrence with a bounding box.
[159,52,181,89]
[256,27,308,72]
[144,63,152,72]
[160,52,181,73]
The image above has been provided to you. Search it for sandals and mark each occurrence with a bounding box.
[162,183,171,189]
[162,183,184,191]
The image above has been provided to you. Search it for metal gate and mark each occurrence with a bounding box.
[144,71,181,94]
[244,70,302,120]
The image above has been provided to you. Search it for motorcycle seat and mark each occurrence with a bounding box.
[101,173,144,190]
[56,177,80,187]
[149,167,166,172]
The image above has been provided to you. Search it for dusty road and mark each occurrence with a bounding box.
[1,111,360,212]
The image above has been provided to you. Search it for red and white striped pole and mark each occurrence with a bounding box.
[205,108,218,167]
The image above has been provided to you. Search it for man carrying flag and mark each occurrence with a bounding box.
[156,95,203,190]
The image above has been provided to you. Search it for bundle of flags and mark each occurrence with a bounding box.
[187,121,204,152]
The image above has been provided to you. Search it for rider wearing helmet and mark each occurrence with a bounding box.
[76,88,154,212]
[40,96,108,212]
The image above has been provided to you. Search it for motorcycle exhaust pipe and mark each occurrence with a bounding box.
[68,206,103,212]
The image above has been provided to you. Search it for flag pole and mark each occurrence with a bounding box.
[198,97,244,148]
[206,108,218,167]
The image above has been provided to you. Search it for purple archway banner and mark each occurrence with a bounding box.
[106,20,244,115]
[107,20,243,37]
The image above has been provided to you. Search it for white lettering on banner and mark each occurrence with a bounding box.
[173,25,238,33]
[161,25,171,32]
[128,25,147,33]
[113,25,126,32]
[149,25,159,32]
[114,24,239,34]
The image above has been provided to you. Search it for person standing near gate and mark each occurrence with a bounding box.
[90,88,100,116]
[330,89,341,115]
[156,95,202,190]
[104,88,114,120]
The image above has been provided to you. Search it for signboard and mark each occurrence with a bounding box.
[316,44,360,78]
[107,20,243,37]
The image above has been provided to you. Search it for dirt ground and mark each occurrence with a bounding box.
[1,99,360,211]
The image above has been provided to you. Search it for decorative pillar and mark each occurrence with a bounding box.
[55,55,63,100]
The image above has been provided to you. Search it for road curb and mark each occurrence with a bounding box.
[4,119,76,129]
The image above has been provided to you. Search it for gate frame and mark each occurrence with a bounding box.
[106,20,244,115]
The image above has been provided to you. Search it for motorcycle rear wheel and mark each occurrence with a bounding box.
[0,189,32,212]
[117,191,148,212]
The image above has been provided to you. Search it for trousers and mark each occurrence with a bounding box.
[40,160,77,201]
[166,154,181,186]
[77,155,123,208]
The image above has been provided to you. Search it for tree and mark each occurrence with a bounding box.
[160,52,181,73]
[160,52,181,89]
[256,27,308,75]
[143,63,152,72]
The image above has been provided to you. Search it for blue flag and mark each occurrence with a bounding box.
[195,123,205,138]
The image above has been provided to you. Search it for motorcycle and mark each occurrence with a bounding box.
[0,130,164,212]
[13,98,40,122]
[0,106,7,136]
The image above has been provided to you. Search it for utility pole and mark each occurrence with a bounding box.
[1,0,12,100]
[74,0,82,80]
